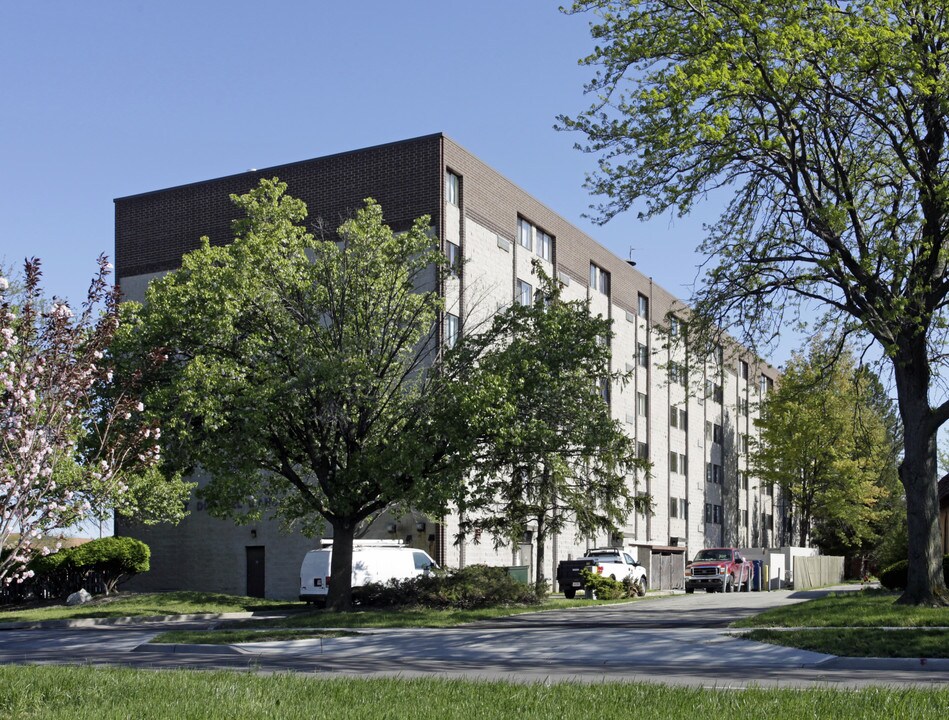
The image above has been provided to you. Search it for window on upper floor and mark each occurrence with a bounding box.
[597,376,611,404]
[705,380,723,404]
[637,343,649,368]
[518,217,532,251]
[680,498,688,520]
[739,359,749,380]
[738,397,748,416]
[669,497,679,518]
[739,470,748,490]
[638,293,649,317]
[670,316,681,337]
[669,361,686,387]
[739,434,749,454]
[590,263,610,294]
[637,441,649,459]
[444,313,459,349]
[713,504,723,524]
[516,278,533,307]
[538,230,552,261]
[705,503,713,523]
[637,392,648,417]
[446,171,460,206]
[445,241,460,276]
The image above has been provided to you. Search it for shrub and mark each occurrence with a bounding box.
[358,564,542,609]
[24,537,151,598]
[878,555,949,590]
[579,567,626,600]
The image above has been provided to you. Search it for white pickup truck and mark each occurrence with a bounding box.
[556,547,648,598]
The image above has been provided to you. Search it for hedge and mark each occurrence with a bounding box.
[878,555,949,590]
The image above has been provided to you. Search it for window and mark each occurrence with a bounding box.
[538,230,552,261]
[760,374,774,396]
[444,313,459,349]
[680,498,688,519]
[713,344,724,365]
[669,451,679,473]
[637,441,649,459]
[670,406,687,429]
[706,421,722,444]
[766,483,774,497]
[739,359,749,380]
[518,217,532,251]
[738,397,748,416]
[765,513,774,531]
[679,453,687,473]
[669,497,679,518]
[705,503,713,523]
[637,343,649,368]
[598,377,611,403]
[705,380,723,404]
[706,462,723,484]
[741,509,748,527]
[590,263,610,294]
[670,316,681,337]
[446,241,460,276]
[516,278,532,307]
[669,361,686,386]
[638,293,649,317]
[713,505,723,524]
[637,392,648,417]
[739,434,749,454]
[739,471,748,490]
[446,171,459,206]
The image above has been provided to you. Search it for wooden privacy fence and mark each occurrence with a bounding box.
[793,555,844,590]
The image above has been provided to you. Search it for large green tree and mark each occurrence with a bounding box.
[119,180,474,611]
[752,338,900,552]
[561,0,949,604]
[454,266,650,592]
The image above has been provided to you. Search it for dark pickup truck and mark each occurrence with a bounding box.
[556,547,648,599]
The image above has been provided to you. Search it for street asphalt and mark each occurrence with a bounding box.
[1,585,948,688]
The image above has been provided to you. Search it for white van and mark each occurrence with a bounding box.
[299,540,437,604]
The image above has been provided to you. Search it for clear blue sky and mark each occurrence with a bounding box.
[0,1,720,330]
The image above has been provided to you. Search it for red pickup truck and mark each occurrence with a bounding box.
[684,548,752,593]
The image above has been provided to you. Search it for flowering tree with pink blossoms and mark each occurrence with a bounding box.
[0,256,164,585]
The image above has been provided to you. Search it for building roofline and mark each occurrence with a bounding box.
[113,132,447,203]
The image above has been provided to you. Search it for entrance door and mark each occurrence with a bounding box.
[246,546,265,598]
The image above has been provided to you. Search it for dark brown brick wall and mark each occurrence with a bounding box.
[115,134,443,282]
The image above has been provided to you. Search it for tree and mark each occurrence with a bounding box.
[752,338,900,552]
[120,179,476,612]
[0,257,163,584]
[561,1,949,604]
[453,265,650,592]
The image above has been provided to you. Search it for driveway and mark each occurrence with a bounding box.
[1,587,947,688]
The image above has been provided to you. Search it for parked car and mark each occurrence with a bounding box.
[556,548,648,599]
[684,548,752,593]
[299,540,437,604]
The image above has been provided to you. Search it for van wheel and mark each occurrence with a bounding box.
[564,588,576,599]
[685,587,694,594]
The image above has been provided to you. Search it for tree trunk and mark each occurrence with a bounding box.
[326,518,356,612]
[535,514,547,595]
[893,355,948,606]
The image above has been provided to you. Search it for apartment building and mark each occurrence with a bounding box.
[114,133,782,599]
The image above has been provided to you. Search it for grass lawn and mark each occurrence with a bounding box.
[2,665,948,719]
[742,628,949,658]
[731,589,949,629]
[0,591,633,628]
[732,588,949,658]
[0,591,299,623]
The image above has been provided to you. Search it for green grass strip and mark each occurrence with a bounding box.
[742,628,949,658]
[732,589,949,629]
[1,666,948,719]
[0,591,298,623]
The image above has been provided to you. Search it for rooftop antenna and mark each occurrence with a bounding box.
[626,246,637,267]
